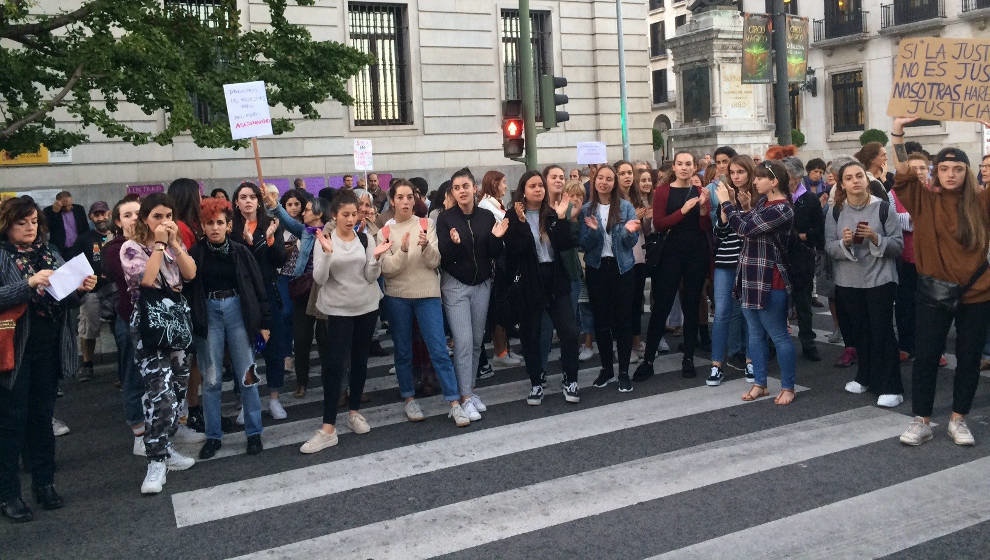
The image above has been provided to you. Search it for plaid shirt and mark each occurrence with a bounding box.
[721,198,794,309]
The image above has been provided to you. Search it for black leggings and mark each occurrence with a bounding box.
[587,258,635,376]
[630,263,648,338]
[319,310,379,424]
[644,243,709,361]
[292,299,328,389]
[836,283,903,395]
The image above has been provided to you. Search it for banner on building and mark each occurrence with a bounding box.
[0,146,72,166]
[741,13,772,84]
[888,37,990,123]
[785,16,809,83]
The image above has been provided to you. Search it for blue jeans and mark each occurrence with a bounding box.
[262,283,286,390]
[196,296,263,439]
[384,296,459,402]
[275,275,295,361]
[741,289,796,390]
[114,315,144,428]
[712,267,746,364]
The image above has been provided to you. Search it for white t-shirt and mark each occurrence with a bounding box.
[596,204,613,258]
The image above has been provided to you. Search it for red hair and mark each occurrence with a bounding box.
[200,198,233,223]
[764,145,797,161]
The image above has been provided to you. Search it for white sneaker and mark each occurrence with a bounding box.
[508,350,524,363]
[133,435,147,457]
[269,398,287,420]
[141,461,167,494]
[827,330,843,344]
[52,417,70,437]
[659,337,670,353]
[174,423,206,444]
[876,394,904,408]
[166,448,196,471]
[948,417,976,446]
[469,394,487,412]
[629,350,641,365]
[404,399,425,422]
[389,366,396,375]
[448,403,470,427]
[491,352,522,367]
[236,407,245,426]
[300,429,338,454]
[346,413,371,434]
[462,400,482,421]
[844,381,869,394]
[899,417,934,446]
[578,346,594,361]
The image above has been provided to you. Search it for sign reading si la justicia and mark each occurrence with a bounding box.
[742,14,771,84]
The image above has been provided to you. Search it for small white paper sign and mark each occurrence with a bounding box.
[223,81,273,140]
[576,142,608,165]
[354,139,373,171]
[45,253,94,302]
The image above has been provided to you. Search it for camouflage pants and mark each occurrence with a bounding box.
[134,327,190,461]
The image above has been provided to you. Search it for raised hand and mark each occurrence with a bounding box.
[401,231,411,252]
[714,182,731,206]
[584,215,599,230]
[316,228,333,253]
[449,228,461,244]
[263,189,279,209]
[514,202,526,222]
[737,189,752,210]
[266,218,280,239]
[892,116,920,133]
[154,223,170,244]
[417,229,428,248]
[553,198,570,219]
[491,218,508,238]
[373,240,391,260]
[680,196,700,215]
[624,219,641,234]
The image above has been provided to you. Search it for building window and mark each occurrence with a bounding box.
[675,14,687,27]
[789,84,801,131]
[348,2,412,126]
[831,70,864,133]
[649,0,665,10]
[652,69,669,104]
[166,0,227,124]
[765,0,799,14]
[682,66,710,123]
[650,22,666,57]
[502,9,552,122]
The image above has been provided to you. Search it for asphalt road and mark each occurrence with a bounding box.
[3,306,989,559]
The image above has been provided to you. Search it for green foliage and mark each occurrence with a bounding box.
[652,128,663,151]
[791,129,805,147]
[859,129,888,147]
[0,0,373,154]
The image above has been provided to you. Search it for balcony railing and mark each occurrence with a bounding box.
[813,11,869,42]
[962,0,990,11]
[881,0,945,28]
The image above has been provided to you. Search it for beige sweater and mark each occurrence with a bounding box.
[377,216,441,299]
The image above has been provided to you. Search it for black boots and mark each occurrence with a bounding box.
[1,498,32,522]
[32,485,63,510]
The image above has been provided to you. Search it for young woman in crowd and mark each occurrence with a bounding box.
[231,182,287,420]
[436,168,507,421]
[300,190,390,453]
[708,155,755,386]
[504,171,580,405]
[104,195,150,456]
[635,151,712,381]
[561,180,592,361]
[0,198,96,521]
[120,193,198,494]
[614,160,636,201]
[263,190,331,398]
[781,155,824,362]
[544,164,567,207]
[825,160,904,408]
[478,170,521,369]
[379,180,469,426]
[581,165,641,392]
[276,188,307,373]
[628,167,655,362]
[854,142,892,196]
[188,198,270,458]
[715,161,797,405]
[892,116,990,447]
[892,153,929,362]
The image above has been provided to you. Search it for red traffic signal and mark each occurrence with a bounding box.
[503,118,523,139]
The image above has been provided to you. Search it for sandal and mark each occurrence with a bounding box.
[774,389,796,406]
[742,385,768,401]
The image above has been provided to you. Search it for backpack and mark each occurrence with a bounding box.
[832,201,889,236]
[288,230,368,300]
[781,227,816,291]
[380,217,429,243]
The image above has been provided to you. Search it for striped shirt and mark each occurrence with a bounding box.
[713,217,743,269]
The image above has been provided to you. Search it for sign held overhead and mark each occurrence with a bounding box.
[887,37,990,123]
[223,81,273,140]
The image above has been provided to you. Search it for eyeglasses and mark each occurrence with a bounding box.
[762,162,778,182]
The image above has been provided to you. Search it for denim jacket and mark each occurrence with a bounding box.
[579,198,638,274]
[270,204,314,278]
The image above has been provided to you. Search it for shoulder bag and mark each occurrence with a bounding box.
[138,269,193,351]
[917,262,990,313]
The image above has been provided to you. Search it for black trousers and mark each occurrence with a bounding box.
[586,258,635,376]
[912,298,990,417]
[895,260,917,353]
[319,310,379,424]
[0,327,58,501]
[644,241,709,361]
[520,264,579,386]
[835,283,903,395]
[630,263,648,338]
[791,282,816,350]
[292,299,329,389]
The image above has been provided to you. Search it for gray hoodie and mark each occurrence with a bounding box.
[825,195,903,289]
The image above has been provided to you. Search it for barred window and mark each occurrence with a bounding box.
[831,70,864,133]
[501,9,552,122]
[348,3,412,126]
[165,0,227,125]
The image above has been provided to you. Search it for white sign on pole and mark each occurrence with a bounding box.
[223,81,273,140]
[354,139,374,171]
[576,142,608,165]
[983,124,990,157]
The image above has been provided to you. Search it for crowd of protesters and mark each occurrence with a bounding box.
[2,118,990,522]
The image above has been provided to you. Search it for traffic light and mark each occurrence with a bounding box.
[540,75,569,129]
[502,100,524,159]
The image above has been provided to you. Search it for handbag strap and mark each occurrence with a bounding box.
[962,261,990,293]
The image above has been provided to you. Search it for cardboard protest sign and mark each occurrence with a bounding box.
[223,81,273,140]
[888,37,990,123]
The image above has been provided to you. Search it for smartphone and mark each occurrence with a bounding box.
[853,221,869,244]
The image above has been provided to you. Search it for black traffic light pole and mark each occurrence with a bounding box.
[772,0,792,145]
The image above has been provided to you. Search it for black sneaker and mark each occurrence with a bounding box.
[617,374,633,393]
[706,366,724,387]
[592,369,615,388]
[246,434,263,455]
[477,362,495,380]
[725,353,747,371]
[526,385,544,406]
[199,438,222,460]
[77,364,94,383]
[632,360,654,382]
[803,345,822,362]
[539,369,548,388]
[562,381,580,403]
[186,406,205,433]
[681,357,696,378]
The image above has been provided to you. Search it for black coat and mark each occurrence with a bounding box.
[793,190,825,251]
[231,217,287,287]
[436,206,503,286]
[43,204,89,255]
[187,240,271,341]
[503,208,576,308]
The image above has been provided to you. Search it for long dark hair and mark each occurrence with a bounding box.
[833,160,868,212]
[728,155,756,202]
[754,161,791,201]
[110,193,141,237]
[588,165,622,230]
[931,160,986,252]
[512,170,552,240]
[167,178,202,236]
[133,193,175,245]
[629,168,655,209]
[0,196,47,241]
[231,181,271,240]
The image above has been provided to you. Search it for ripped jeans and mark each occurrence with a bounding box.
[196,295,263,440]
